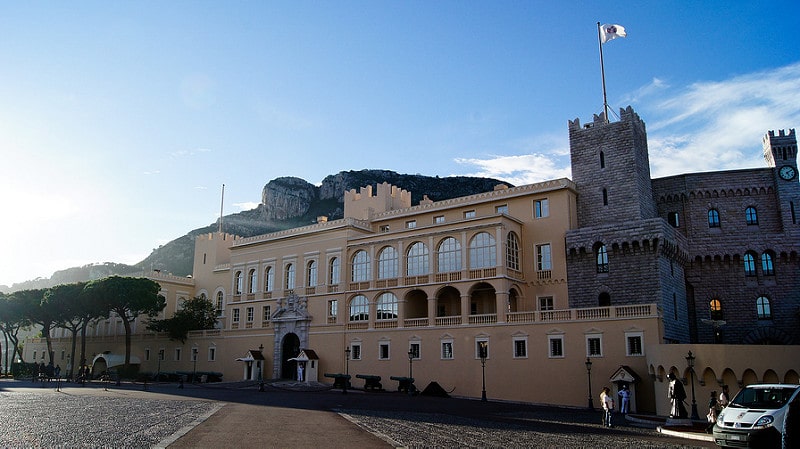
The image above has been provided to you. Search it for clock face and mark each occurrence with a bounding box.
[779,165,796,180]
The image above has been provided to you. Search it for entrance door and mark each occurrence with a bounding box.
[281,333,300,379]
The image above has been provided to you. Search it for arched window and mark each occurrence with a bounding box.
[756,296,772,319]
[761,252,774,276]
[377,246,398,279]
[264,266,274,292]
[247,269,257,293]
[234,271,243,295]
[596,244,609,273]
[469,232,496,269]
[506,232,520,271]
[406,242,429,276]
[437,237,462,273]
[376,292,398,320]
[598,292,611,307]
[351,250,371,282]
[745,207,758,225]
[306,260,317,287]
[743,252,757,276]
[710,299,723,320]
[349,295,369,321]
[284,263,295,289]
[708,209,720,228]
[329,257,340,285]
[215,291,224,315]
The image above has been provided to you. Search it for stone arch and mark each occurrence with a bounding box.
[763,369,779,384]
[742,368,759,387]
[784,370,800,384]
[404,289,428,319]
[700,367,717,387]
[435,285,461,317]
[507,285,522,312]
[721,368,737,390]
[280,333,301,380]
[741,326,793,345]
[469,282,496,315]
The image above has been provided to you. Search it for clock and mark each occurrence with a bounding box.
[779,165,796,180]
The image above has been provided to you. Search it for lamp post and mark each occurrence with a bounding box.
[407,348,415,396]
[192,346,198,384]
[586,358,594,410]
[157,349,164,381]
[479,341,487,402]
[686,351,699,420]
[343,347,350,395]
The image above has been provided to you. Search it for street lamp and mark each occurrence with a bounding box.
[686,351,699,420]
[343,347,351,395]
[407,348,415,396]
[157,349,164,381]
[586,358,594,410]
[192,347,198,384]
[479,341,488,402]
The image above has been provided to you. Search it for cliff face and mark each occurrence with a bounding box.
[6,169,510,292]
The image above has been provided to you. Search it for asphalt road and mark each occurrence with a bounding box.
[0,379,717,448]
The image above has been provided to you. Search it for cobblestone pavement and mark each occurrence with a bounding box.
[0,381,715,448]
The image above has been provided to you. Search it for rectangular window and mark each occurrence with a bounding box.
[513,338,527,358]
[476,339,489,359]
[409,342,420,359]
[586,334,603,357]
[539,296,554,311]
[495,204,508,214]
[232,308,240,322]
[548,336,564,358]
[464,210,476,219]
[191,347,198,362]
[175,348,182,361]
[328,300,337,318]
[534,199,549,218]
[626,333,644,356]
[434,215,445,224]
[263,305,272,321]
[380,225,390,232]
[246,307,254,322]
[536,244,552,271]
[145,349,151,361]
[208,347,216,362]
[668,212,680,227]
[379,343,390,360]
[405,220,417,229]
[350,344,361,360]
[441,341,453,359]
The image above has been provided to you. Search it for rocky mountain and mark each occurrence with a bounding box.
[3,170,510,292]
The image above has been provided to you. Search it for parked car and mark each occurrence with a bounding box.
[713,383,800,448]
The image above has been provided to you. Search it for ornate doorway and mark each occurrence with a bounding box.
[281,333,301,379]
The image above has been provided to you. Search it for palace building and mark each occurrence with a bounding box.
[26,107,800,414]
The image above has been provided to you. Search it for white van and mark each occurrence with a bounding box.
[713,383,800,448]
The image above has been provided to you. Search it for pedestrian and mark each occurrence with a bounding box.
[55,365,61,379]
[719,384,730,409]
[618,384,630,414]
[706,390,719,433]
[600,386,614,427]
[667,373,688,418]
[32,362,40,382]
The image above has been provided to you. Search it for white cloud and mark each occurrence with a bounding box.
[233,201,260,211]
[454,153,571,186]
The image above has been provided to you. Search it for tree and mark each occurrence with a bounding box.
[17,289,56,365]
[45,282,96,378]
[147,296,217,343]
[0,291,32,371]
[83,276,165,375]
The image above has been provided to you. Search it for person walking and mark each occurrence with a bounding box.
[706,391,720,433]
[600,386,614,427]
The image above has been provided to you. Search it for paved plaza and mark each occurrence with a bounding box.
[0,379,716,448]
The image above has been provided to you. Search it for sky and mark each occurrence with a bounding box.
[1,1,799,288]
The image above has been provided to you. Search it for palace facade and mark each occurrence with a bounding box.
[26,107,800,414]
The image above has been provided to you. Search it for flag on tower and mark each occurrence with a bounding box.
[600,24,626,44]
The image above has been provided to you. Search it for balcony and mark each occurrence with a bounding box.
[468,313,497,325]
[404,317,429,327]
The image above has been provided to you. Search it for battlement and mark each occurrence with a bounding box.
[196,232,238,242]
[343,182,412,220]
[568,106,643,132]
[762,129,797,167]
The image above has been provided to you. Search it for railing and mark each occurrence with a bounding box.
[246,293,255,301]
[245,322,253,329]
[404,317,429,327]
[469,268,496,279]
[375,320,398,329]
[231,295,241,303]
[507,311,536,323]
[404,275,428,286]
[346,322,368,330]
[306,286,316,295]
[263,292,273,299]
[615,304,652,317]
[348,282,370,291]
[327,316,337,324]
[231,323,239,329]
[435,315,462,326]
[468,313,497,325]
[435,272,462,282]
[261,321,271,328]
[537,270,552,280]
[540,310,573,321]
[507,268,524,280]
[328,285,340,293]
[576,307,610,320]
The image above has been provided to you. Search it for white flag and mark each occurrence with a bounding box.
[600,24,627,44]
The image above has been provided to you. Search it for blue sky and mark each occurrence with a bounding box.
[1,1,798,287]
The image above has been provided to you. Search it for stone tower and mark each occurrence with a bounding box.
[565,107,690,343]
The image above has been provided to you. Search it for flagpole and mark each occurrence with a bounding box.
[597,22,609,124]
[218,183,225,234]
